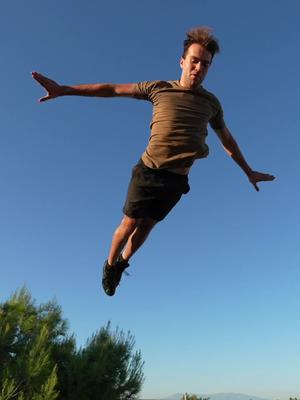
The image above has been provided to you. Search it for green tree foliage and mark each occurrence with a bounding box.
[67,322,144,400]
[0,288,144,400]
[0,287,68,400]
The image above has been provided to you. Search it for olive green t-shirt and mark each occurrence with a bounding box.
[134,80,225,175]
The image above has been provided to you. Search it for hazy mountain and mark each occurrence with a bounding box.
[141,393,271,400]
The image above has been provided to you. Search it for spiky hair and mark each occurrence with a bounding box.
[182,27,220,60]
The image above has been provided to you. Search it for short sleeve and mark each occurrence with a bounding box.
[133,81,169,101]
[209,97,226,130]
[133,81,152,100]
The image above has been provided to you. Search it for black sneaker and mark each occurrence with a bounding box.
[102,257,129,296]
[114,256,130,288]
[102,260,116,296]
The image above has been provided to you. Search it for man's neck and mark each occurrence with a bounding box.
[179,78,201,90]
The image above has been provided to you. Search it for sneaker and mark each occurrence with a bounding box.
[102,260,116,296]
[102,257,130,296]
[114,256,130,288]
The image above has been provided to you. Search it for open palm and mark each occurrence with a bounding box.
[248,171,275,191]
[32,72,63,102]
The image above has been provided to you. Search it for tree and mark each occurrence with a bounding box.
[0,287,69,400]
[0,288,75,400]
[66,322,144,400]
[181,394,210,400]
[0,287,144,400]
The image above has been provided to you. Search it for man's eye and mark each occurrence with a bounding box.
[191,59,210,67]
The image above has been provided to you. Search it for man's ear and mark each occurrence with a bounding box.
[180,57,184,69]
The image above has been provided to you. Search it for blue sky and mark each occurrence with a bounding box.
[1,0,300,398]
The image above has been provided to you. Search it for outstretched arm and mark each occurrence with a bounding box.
[214,126,275,191]
[31,72,137,102]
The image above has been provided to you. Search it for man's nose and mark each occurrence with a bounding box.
[195,62,203,72]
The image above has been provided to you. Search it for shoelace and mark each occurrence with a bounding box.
[116,264,130,277]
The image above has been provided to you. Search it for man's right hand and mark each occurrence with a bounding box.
[31,72,64,102]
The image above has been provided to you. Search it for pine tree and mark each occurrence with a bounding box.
[0,288,145,400]
[0,287,73,400]
[67,322,144,400]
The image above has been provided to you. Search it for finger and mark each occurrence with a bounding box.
[260,174,276,182]
[39,95,51,102]
[32,71,45,82]
[32,74,48,88]
[260,176,275,182]
[32,71,47,80]
[32,72,55,88]
[34,75,50,86]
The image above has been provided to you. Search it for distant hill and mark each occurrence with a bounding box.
[141,393,271,400]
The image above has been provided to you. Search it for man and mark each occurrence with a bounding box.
[32,27,275,297]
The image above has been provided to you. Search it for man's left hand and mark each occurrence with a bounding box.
[247,171,275,192]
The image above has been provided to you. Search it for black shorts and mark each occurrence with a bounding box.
[123,160,190,221]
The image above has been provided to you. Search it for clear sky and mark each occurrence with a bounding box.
[1,0,300,399]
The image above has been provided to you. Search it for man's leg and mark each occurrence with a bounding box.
[121,217,157,261]
[107,215,138,266]
[108,215,157,265]
[102,215,157,296]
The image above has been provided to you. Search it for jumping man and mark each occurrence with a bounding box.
[32,27,275,296]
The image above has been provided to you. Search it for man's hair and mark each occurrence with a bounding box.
[182,27,220,60]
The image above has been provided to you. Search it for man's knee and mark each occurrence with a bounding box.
[121,215,157,233]
[137,217,157,232]
[121,215,139,232]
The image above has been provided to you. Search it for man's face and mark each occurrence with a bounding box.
[180,43,212,89]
